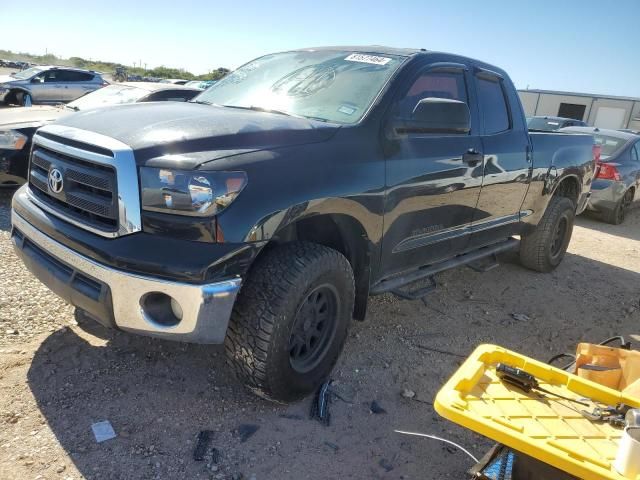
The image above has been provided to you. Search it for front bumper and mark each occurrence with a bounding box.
[11,210,242,343]
[0,147,29,187]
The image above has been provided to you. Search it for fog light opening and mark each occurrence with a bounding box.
[140,292,183,327]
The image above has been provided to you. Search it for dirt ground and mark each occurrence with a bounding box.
[0,193,639,480]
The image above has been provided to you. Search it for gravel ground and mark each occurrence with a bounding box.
[0,193,639,480]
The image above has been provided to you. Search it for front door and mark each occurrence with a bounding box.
[381,63,483,278]
[38,70,66,103]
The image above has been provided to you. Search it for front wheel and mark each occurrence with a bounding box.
[225,242,355,403]
[16,91,32,106]
[520,196,575,272]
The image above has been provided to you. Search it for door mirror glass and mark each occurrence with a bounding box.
[394,97,470,135]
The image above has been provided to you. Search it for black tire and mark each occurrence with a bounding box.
[603,189,633,225]
[225,242,355,403]
[21,92,32,106]
[15,91,32,106]
[520,196,575,273]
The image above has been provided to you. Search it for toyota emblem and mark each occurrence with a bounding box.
[48,168,64,194]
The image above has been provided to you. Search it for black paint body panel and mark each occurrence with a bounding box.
[14,49,595,292]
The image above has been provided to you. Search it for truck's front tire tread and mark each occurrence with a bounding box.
[520,195,575,273]
[224,242,354,403]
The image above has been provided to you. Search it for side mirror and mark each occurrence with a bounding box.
[393,97,470,135]
[31,77,43,84]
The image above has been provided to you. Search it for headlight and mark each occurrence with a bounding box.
[140,167,247,217]
[0,130,28,150]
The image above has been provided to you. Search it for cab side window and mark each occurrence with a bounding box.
[43,71,59,83]
[58,70,94,82]
[476,74,510,134]
[395,70,468,120]
[633,143,640,162]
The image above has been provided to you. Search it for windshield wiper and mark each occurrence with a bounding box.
[190,99,213,105]
[65,105,79,111]
[197,102,330,122]
[221,104,297,117]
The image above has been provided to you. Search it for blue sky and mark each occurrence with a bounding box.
[3,0,640,96]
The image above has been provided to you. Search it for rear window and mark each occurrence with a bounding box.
[594,134,626,159]
[527,117,563,131]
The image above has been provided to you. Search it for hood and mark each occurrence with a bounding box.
[54,102,340,165]
[0,75,19,84]
[0,105,64,129]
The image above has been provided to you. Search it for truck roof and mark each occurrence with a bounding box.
[289,46,509,77]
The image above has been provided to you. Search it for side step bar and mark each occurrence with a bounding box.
[370,238,519,296]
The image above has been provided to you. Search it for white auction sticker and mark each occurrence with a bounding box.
[344,54,391,65]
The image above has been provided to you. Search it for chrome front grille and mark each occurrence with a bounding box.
[29,144,118,230]
[28,124,142,238]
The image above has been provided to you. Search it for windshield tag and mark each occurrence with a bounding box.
[338,105,356,115]
[344,54,391,65]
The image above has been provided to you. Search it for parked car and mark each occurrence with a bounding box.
[561,126,640,224]
[0,66,108,106]
[0,82,202,188]
[185,80,216,89]
[527,116,587,131]
[159,78,189,85]
[10,46,595,402]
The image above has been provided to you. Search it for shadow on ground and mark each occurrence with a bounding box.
[576,207,640,242]
[25,248,640,479]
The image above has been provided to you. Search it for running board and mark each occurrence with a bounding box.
[370,238,519,296]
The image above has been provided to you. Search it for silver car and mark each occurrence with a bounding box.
[0,66,108,106]
[562,126,640,224]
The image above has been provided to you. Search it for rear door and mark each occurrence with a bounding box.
[58,70,97,101]
[380,62,483,278]
[466,68,531,249]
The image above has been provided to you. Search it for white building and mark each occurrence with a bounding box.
[518,89,640,130]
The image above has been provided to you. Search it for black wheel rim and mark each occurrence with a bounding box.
[288,284,339,373]
[551,216,568,258]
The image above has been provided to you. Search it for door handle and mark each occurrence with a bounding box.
[462,149,483,164]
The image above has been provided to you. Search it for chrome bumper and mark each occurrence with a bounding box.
[11,211,241,344]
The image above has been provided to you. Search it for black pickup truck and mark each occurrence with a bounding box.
[11,47,595,402]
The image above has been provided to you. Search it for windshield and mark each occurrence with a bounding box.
[527,117,564,131]
[194,50,406,123]
[67,84,149,110]
[11,67,45,80]
[594,134,627,159]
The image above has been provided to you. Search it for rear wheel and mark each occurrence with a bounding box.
[520,196,575,272]
[603,189,633,225]
[224,242,355,403]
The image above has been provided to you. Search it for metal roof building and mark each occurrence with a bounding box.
[518,89,640,130]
